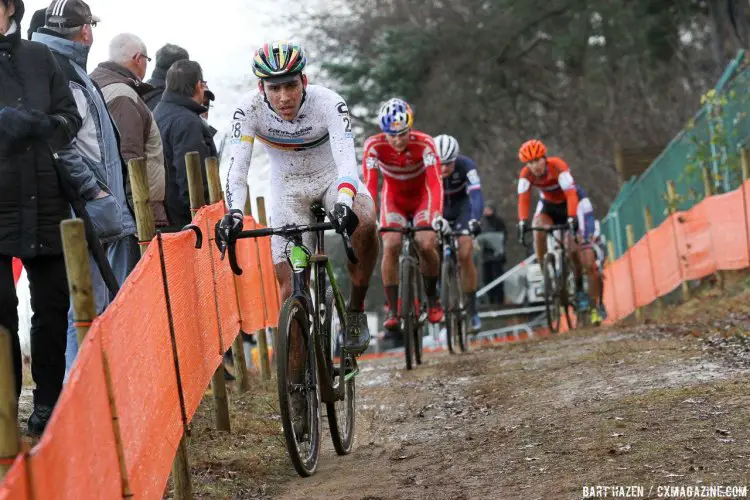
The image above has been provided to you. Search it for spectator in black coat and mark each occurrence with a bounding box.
[143,43,189,111]
[0,0,82,435]
[154,60,217,227]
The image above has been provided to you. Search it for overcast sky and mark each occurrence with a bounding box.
[20,0,308,129]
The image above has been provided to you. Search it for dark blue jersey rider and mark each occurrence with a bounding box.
[434,135,485,332]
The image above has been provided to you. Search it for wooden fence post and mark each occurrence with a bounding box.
[61,219,133,497]
[741,148,750,183]
[128,158,155,256]
[0,327,19,481]
[666,180,691,301]
[254,197,272,380]
[244,185,253,217]
[205,158,250,394]
[625,225,643,323]
[186,153,231,432]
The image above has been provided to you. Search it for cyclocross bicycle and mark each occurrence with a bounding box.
[379,224,433,370]
[438,223,472,354]
[217,203,357,477]
[524,224,578,333]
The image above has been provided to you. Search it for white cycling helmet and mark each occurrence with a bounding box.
[434,134,460,164]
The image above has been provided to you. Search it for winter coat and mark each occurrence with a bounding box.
[0,13,82,258]
[32,29,137,243]
[153,91,217,227]
[90,62,168,226]
[143,68,167,111]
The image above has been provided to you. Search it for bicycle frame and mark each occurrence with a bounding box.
[287,230,352,405]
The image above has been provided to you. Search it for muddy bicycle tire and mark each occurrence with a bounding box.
[400,261,415,370]
[323,291,355,455]
[277,297,321,477]
[543,253,561,333]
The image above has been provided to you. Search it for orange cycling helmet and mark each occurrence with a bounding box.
[518,139,547,163]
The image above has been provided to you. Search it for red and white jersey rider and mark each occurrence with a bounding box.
[363,121,443,228]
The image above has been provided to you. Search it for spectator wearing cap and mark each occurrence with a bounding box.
[32,0,137,376]
[154,60,217,227]
[144,43,189,111]
[0,0,82,435]
[91,33,169,239]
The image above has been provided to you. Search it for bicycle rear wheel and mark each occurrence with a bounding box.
[277,298,321,477]
[560,255,577,330]
[323,290,355,455]
[400,260,415,370]
[543,253,561,333]
[413,273,425,365]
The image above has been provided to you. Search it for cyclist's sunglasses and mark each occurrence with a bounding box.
[385,129,410,138]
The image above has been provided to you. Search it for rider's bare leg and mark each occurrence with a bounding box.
[458,235,477,292]
[347,194,379,311]
[579,247,600,306]
[381,232,402,309]
[532,213,553,264]
[415,230,440,300]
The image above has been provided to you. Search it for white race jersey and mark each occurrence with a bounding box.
[225,84,361,212]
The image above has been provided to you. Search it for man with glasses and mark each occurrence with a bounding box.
[362,98,445,331]
[91,33,168,258]
[154,60,217,227]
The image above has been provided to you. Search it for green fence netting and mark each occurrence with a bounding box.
[603,50,750,258]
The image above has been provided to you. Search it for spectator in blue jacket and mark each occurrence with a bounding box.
[154,60,217,227]
[32,0,138,381]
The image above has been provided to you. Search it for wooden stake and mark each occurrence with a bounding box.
[702,168,713,197]
[128,158,155,255]
[742,148,750,183]
[206,159,249,394]
[205,157,221,205]
[61,219,134,495]
[0,327,19,481]
[185,152,206,217]
[254,197,272,380]
[244,185,253,217]
[186,152,231,432]
[61,219,95,346]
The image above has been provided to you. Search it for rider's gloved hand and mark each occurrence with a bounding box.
[330,202,359,235]
[567,216,579,235]
[468,219,482,236]
[432,215,450,235]
[219,209,244,240]
[516,220,527,245]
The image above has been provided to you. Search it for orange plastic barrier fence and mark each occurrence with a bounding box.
[602,180,750,322]
[0,202,280,499]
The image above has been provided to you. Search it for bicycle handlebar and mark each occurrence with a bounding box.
[522,223,579,249]
[216,221,358,275]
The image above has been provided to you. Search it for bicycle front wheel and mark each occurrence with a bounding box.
[400,260,415,370]
[277,297,321,477]
[543,253,561,333]
[324,290,355,455]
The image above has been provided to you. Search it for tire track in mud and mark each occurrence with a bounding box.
[274,326,750,500]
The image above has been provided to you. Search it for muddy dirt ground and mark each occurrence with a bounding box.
[16,276,750,499]
[171,274,750,499]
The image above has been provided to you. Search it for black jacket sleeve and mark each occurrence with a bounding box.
[44,47,81,152]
